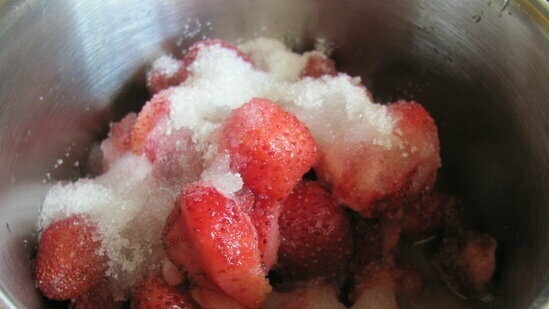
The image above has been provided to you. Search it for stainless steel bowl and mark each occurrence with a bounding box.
[0,1,547,308]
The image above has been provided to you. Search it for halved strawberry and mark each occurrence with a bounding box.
[317,100,440,218]
[162,204,199,278]
[434,232,497,299]
[130,88,173,156]
[300,52,337,78]
[276,181,354,281]
[133,272,199,309]
[35,215,106,300]
[182,39,253,69]
[399,193,444,241]
[219,98,319,200]
[100,112,137,170]
[147,39,253,95]
[248,198,282,270]
[262,280,346,309]
[179,182,271,308]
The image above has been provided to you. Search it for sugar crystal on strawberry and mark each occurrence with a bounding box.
[35,37,497,309]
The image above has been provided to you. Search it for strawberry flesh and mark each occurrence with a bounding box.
[179,182,271,308]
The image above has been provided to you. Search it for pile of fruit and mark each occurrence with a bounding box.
[34,38,496,309]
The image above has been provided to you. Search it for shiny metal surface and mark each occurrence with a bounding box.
[0,0,547,308]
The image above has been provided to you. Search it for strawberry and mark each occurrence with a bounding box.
[190,282,250,309]
[162,205,200,278]
[100,112,137,169]
[300,52,337,78]
[276,181,354,281]
[146,55,186,95]
[163,202,250,309]
[69,281,123,309]
[262,280,346,309]
[179,182,271,308]
[133,272,199,309]
[351,268,399,309]
[147,39,253,95]
[248,198,282,270]
[182,39,253,69]
[318,100,440,218]
[219,98,318,200]
[35,215,106,300]
[399,193,444,241]
[130,88,173,156]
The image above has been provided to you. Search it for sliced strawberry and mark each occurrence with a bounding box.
[219,98,318,200]
[145,122,202,186]
[146,55,186,94]
[162,204,199,278]
[300,52,337,78]
[190,283,249,309]
[100,112,137,170]
[130,89,173,156]
[35,215,106,300]
[351,267,399,309]
[69,281,123,309]
[248,198,282,270]
[263,280,346,309]
[318,100,440,218]
[147,39,252,95]
[276,181,354,281]
[183,39,253,69]
[179,182,271,308]
[133,272,199,309]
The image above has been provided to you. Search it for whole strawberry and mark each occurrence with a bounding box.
[35,215,106,300]
[219,98,318,201]
[276,181,354,281]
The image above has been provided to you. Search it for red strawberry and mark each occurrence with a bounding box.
[100,112,137,169]
[35,215,106,300]
[147,39,253,95]
[248,198,282,270]
[69,281,123,309]
[219,98,319,200]
[318,100,440,218]
[300,52,337,78]
[133,272,199,309]
[276,181,354,281]
[179,182,271,308]
[130,88,173,156]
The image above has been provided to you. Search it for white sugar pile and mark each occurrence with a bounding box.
[38,37,396,299]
